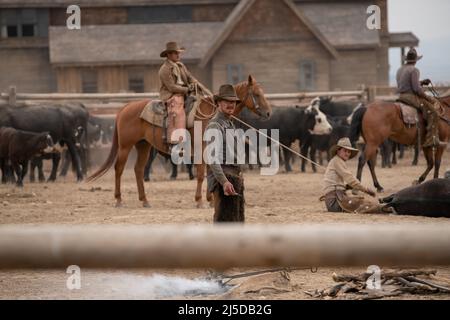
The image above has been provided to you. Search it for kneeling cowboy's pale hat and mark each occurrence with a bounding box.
[214,84,241,103]
[330,137,359,159]
[160,42,185,58]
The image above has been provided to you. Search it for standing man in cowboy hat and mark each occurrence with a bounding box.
[321,137,377,213]
[206,84,245,223]
[159,41,199,148]
[396,48,446,148]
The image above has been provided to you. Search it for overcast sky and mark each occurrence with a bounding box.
[388,0,450,84]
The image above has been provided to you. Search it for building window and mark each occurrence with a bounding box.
[128,68,145,93]
[22,24,35,37]
[0,9,48,38]
[226,64,244,85]
[5,25,18,37]
[128,6,193,24]
[299,60,315,91]
[81,69,98,93]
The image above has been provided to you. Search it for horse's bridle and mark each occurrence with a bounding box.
[238,85,261,115]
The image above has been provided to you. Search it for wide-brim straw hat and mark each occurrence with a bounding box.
[330,137,359,159]
[160,41,185,58]
[214,84,241,103]
[405,48,423,63]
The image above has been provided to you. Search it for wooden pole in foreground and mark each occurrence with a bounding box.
[0,224,449,269]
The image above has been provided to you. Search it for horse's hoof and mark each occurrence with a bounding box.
[412,180,420,186]
[143,202,151,208]
[196,201,208,209]
[209,201,214,208]
[377,188,384,193]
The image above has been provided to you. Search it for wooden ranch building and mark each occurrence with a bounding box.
[0,0,419,94]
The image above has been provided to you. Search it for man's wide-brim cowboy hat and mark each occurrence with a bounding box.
[330,137,359,159]
[405,48,423,63]
[160,42,185,58]
[214,84,240,103]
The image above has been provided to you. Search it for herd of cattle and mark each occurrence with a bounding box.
[0,98,448,218]
[0,97,435,186]
[0,102,114,186]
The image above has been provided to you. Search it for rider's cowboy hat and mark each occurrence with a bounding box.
[330,137,359,159]
[160,42,185,58]
[405,48,423,63]
[214,84,240,103]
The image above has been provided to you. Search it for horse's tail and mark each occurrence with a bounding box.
[349,106,367,146]
[86,123,118,182]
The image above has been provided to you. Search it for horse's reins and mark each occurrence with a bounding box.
[427,82,450,125]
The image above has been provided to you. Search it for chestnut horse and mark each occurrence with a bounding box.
[350,95,450,192]
[87,75,272,207]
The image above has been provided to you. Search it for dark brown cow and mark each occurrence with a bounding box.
[0,127,54,187]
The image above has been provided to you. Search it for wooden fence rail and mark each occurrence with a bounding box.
[0,224,449,269]
[0,86,366,104]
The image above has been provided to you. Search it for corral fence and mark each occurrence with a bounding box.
[0,224,449,269]
[2,85,449,115]
[1,85,366,115]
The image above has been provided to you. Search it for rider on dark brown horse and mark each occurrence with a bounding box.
[206,84,245,222]
[396,48,447,148]
[158,41,199,149]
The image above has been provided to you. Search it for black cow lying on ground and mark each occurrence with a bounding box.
[380,178,450,218]
[0,127,54,187]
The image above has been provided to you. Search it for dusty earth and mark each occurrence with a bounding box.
[0,149,449,300]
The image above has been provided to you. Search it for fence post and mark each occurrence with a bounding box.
[8,86,16,106]
[367,86,377,102]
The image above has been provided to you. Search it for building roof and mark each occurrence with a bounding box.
[297,1,380,49]
[389,32,419,48]
[199,0,338,67]
[0,0,238,8]
[49,22,224,66]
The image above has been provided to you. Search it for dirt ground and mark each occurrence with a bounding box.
[0,149,449,300]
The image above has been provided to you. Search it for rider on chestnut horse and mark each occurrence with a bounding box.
[396,48,447,148]
[158,41,207,152]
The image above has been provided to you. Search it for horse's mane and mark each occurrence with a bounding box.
[234,81,247,91]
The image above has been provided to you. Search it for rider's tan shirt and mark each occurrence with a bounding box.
[158,59,197,101]
[323,155,366,195]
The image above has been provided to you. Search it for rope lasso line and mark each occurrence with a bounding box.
[230,115,326,170]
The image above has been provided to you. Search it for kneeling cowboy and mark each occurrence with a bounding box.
[206,84,245,223]
[158,42,198,149]
[321,138,379,213]
[396,48,446,148]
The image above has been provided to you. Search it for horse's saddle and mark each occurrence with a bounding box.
[139,100,167,128]
[395,102,419,125]
[139,96,200,129]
